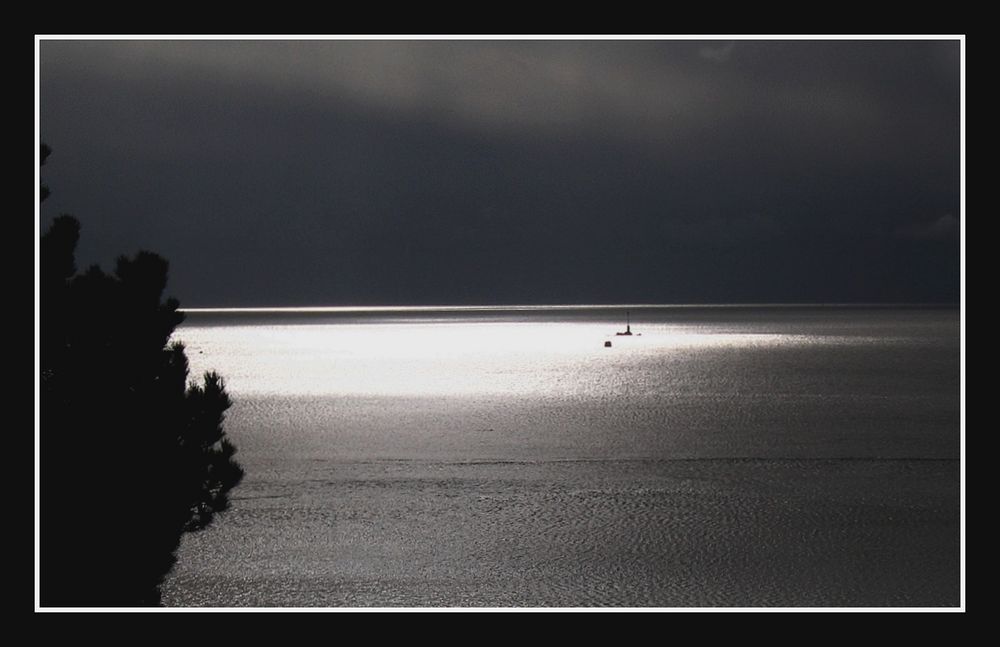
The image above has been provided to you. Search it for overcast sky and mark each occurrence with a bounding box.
[38,38,961,307]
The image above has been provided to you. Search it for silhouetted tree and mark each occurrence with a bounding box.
[40,143,51,202]
[39,145,243,606]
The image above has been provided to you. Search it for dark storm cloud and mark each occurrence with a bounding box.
[39,38,961,306]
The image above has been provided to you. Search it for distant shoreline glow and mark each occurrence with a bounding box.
[179,303,958,314]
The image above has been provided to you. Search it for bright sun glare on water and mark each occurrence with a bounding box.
[161,306,960,607]
[175,315,830,399]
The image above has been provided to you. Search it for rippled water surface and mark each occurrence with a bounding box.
[161,306,960,607]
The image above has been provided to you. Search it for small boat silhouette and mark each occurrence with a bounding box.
[615,310,633,336]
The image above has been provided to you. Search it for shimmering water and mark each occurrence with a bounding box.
[160,305,961,607]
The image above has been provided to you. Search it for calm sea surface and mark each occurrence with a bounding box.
[160,305,961,607]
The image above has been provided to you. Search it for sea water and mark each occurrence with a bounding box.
[159,305,960,607]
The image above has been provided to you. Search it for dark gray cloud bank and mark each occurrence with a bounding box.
[39,39,961,306]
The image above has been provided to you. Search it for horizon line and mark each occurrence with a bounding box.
[179,302,959,314]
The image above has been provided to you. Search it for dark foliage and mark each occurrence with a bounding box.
[39,145,243,606]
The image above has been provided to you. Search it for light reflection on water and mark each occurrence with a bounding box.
[170,307,959,462]
[161,306,960,607]
[175,319,869,398]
